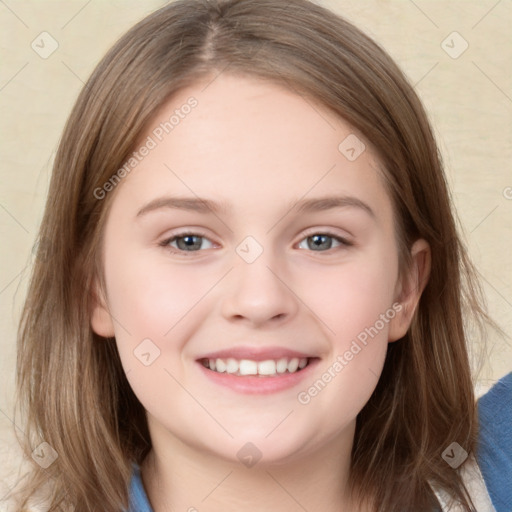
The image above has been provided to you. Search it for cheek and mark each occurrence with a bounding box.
[300,246,398,344]
[105,250,204,337]
[292,246,398,415]
[103,252,210,409]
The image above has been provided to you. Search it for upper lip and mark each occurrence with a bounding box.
[197,346,318,362]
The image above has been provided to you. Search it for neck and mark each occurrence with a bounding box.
[141,420,359,512]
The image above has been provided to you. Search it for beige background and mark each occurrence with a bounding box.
[1,0,511,504]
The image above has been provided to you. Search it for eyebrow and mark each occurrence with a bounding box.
[136,194,376,219]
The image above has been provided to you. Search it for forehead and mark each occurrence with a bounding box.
[115,73,393,226]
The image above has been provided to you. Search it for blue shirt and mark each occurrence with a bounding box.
[476,371,512,512]
[127,372,512,511]
[128,463,153,512]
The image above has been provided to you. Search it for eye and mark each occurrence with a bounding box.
[160,229,352,256]
[161,231,215,254]
[297,231,352,252]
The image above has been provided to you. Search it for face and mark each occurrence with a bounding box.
[92,73,425,466]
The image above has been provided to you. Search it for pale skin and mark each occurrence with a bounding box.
[91,74,431,511]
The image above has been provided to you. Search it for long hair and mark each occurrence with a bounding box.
[13,0,500,510]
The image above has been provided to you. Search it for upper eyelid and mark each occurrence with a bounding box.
[300,227,351,239]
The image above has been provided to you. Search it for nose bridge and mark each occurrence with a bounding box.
[220,235,298,325]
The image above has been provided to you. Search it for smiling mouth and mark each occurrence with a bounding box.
[198,357,316,377]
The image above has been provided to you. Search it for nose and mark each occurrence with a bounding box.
[220,247,299,327]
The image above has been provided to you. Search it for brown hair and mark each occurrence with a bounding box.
[13,0,501,510]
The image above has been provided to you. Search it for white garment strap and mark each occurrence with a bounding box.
[430,454,496,512]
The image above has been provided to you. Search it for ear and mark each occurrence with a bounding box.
[388,238,431,343]
[90,277,115,338]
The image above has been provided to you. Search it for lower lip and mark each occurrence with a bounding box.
[196,359,320,395]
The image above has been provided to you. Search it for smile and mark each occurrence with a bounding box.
[196,346,320,393]
[200,357,311,377]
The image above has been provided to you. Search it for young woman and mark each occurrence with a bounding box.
[13,0,507,510]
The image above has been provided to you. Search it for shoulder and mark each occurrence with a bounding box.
[429,372,512,512]
[476,372,512,512]
[127,463,153,512]
[430,453,496,512]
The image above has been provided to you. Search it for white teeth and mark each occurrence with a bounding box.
[239,360,258,375]
[258,360,276,375]
[287,358,299,373]
[205,357,310,376]
[216,359,227,373]
[276,358,288,373]
[226,358,238,374]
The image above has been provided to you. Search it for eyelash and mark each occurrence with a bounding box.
[159,229,353,256]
